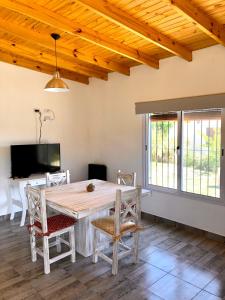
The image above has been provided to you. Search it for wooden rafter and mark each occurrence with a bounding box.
[0,50,89,85]
[76,0,192,62]
[0,18,130,76]
[0,37,108,80]
[0,0,159,69]
[169,0,225,46]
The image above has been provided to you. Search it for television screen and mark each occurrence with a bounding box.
[11,144,60,178]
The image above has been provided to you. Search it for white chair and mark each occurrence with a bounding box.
[110,170,137,215]
[117,170,137,187]
[46,170,70,187]
[26,185,76,274]
[91,186,141,275]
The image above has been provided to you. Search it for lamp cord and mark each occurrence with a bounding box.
[55,38,58,71]
[38,111,42,144]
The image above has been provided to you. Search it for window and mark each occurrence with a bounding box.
[148,112,178,189]
[145,109,223,200]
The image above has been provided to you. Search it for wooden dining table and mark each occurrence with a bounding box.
[45,179,150,257]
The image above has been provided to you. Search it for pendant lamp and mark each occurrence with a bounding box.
[44,33,69,92]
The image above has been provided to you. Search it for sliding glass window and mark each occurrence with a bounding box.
[145,109,223,200]
[182,109,221,198]
[148,113,178,189]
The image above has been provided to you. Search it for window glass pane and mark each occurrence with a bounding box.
[182,109,221,198]
[149,112,178,189]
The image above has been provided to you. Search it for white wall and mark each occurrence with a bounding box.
[88,45,225,236]
[0,62,90,216]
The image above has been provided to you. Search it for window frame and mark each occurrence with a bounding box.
[143,109,225,205]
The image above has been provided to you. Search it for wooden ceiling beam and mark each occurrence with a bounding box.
[0,37,108,80]
[0,18,130,76]
[0,50,89,85]
[0,0,159,69]
[76,0,192,62]
[169,0,225,46]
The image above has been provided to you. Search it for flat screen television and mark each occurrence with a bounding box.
[11,143,61,178]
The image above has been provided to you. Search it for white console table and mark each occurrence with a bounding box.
[9,175,46,226]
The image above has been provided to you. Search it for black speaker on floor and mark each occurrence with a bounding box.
[88,164,107,181]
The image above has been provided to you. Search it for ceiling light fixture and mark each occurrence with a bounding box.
[44,33,69,93]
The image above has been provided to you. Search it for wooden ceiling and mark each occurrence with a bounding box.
[0,0,225,85]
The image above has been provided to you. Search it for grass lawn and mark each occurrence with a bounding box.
[150,162,220,198]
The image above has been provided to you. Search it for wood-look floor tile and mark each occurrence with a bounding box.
[100,277,137,300]
[127,262,166,288]
[198,239,225,254]
[85,259,144,295]
[30,269,70,290]
[149,273,200,300]
[143,249,182,272]
[193,290,222,300]
[23,293,44,300]
[0,275,25,291]
[197,253,225,274]
[156,237,180,250]
[170,260,217,288]
[172,243,207,262]
[0,279,37,300]
[204,270,225,298]
[119,287,164,300]
[39,276,85,299]
[139,245,158,259]
[0,267,21,285]
[169,228,198,242]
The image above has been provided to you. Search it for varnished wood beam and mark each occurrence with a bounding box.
[76,0,192,62]
[0,18,130,76]
[169,0,225,46]
[0,0,159,69]
[0,38,108,80]
[0,50,89,85]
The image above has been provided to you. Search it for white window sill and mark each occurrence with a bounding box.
[144,184,225,207]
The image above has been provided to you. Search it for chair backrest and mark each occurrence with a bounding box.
[46,170,70,187]
[26,185,48,234]
[117,170,137,187]
[114,186,141,236]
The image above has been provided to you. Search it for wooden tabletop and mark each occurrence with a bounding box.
[45,179,149,219]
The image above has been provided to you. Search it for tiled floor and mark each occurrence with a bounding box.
[1,216,225,299]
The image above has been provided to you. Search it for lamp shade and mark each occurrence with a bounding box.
[44,71,69,93]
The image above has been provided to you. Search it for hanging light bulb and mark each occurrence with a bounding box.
[44,33,69,92]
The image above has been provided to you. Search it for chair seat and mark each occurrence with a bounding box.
[33,214,76,236]
[92,216,136,236]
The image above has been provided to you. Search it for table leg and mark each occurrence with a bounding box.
[75,209,109,257]
[19,184,27,227]
[8,185,15,221]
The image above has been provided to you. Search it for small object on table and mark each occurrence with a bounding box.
[86,183,95,192]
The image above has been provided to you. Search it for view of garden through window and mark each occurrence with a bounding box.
[149,113,178,189]
[149,109,221,198]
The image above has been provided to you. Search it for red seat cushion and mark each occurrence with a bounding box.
[32,214,76,236]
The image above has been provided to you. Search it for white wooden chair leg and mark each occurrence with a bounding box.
[10,209,15,221]
[93,228,99,263]
[8,188,15,221]
[69,227,76,263]
[43,237,50,274]
[30,229,37,262]
[19,185,26,227]
[133,232,139,264]
[20,206,26,227]
[112,240,119,275]
[56,236,61,253]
